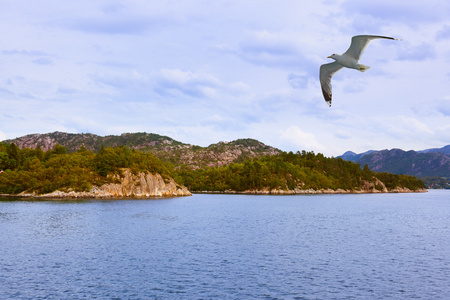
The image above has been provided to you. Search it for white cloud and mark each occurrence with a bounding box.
[392,116,434,136]
[396,42,436,61]
[342,0,450,25]
[280,126,327,154]
[287,73,310,89]
[154,69,221,98]
[0,0,449,155]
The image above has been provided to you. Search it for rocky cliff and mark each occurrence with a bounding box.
[15,169,191,198]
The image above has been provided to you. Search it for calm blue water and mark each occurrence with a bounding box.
[0,190,449,299]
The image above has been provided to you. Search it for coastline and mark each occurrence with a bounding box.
[193,187,428,195]
[1,187,427,200]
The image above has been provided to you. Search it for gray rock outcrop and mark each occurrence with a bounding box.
[15,169,191,198]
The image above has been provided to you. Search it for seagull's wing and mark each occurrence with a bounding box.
[344,35,397,61]
[320,62,344,107]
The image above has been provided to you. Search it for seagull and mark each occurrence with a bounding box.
[319,35,400,107]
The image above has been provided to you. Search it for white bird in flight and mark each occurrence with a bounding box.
[319,35,400,107]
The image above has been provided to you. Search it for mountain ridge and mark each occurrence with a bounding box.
[338,147,450,179]
[2,131,281,170]
[0,132,429,194]
[3,132,448,178]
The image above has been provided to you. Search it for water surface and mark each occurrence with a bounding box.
[1,190,449,299]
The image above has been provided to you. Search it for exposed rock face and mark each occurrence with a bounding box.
[159,140,281,169]
[98,169,191,197]
[17,169,191,198]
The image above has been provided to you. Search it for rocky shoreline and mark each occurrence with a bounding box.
[194,178,427,195]
[0,168,427,199]
[0,169,191,199]
[1,187,426,200]
[194,188,428,195]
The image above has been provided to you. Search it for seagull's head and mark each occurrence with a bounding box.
[327,54,337,60]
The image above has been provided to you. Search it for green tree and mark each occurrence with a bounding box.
[6,143,21,169]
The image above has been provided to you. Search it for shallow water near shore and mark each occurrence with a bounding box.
[1,190,449,299]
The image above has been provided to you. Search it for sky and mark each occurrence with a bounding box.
[1,0,449,157]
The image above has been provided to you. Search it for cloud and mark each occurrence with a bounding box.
[2,49,54,65]
[98,60,134,69]
[32,57,53,65]
[437,25,450,40]
[57,86,78,95]
[0,88,14,97]
[342,79,366,94]
[62,17,159,35]
[233,30,317,71]
[1,0,448,157]
[280,126,326,153]
[1,49,49,57]
[381,116,434,138]
[154,69,221,99]
[396,43,436,61]
[287,73,310,89]
[91,70,149,91]
[55,4,184,36]
[342,0,450,25]
[435,98,450,116]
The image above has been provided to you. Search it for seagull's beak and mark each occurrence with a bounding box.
[327,56,331,58]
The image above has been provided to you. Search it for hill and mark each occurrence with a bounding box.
[356,149,449,178]
[338,147,449,178]
[418,145,450,154]
[0,132,427,195]
[338,146,450,189]
[3,131,183,152]
[2,132,281,170]
[339,150,375,162]
[0,141,425,195]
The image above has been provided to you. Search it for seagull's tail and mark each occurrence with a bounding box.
[358,64,371,72]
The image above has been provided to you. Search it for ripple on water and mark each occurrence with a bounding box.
[0,191,449,299]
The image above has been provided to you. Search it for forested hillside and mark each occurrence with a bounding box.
[178,151,425,192]
[0,143,175,195]
[4,132,281,169]
[0,141,425,196]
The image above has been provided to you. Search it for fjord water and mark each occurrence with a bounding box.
[1,191,449,299]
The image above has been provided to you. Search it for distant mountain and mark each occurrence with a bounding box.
[340,144,450,161]
[418,145,450,154]
[339,150,375,162]
[2,131,281,169]
[339,147,450,178]
[357,149,449,177]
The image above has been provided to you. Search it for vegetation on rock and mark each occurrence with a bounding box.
[0,143,176,195]
[177,151,425,192]
[0,133,426,196]
[4,132,281,169]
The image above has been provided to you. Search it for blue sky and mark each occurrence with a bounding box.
[1,0,449,156]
